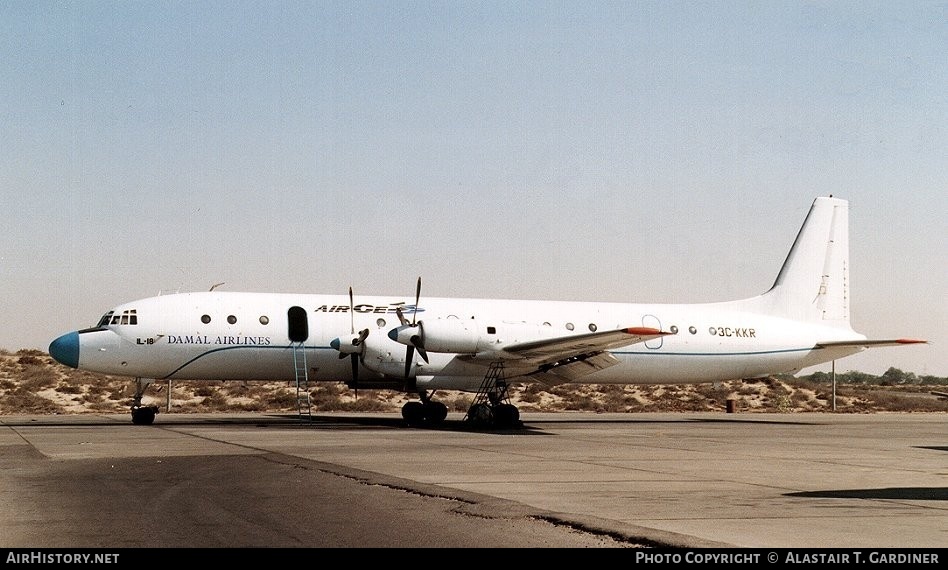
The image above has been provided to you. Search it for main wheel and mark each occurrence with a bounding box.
[423,401,448,424]
[494,404,520,428]
[467,403,493,428]
[401,401,426,427]
[131,406,156,426]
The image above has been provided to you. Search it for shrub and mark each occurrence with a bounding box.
[449,395,473,412]
[2,388,65,414]
[563,394,598,411]
[17,355,43,366]
[601,389,637,412]
[737,385,759,396]
[866,392,948,412]
[790,390,812,407]
[79,392,104,404]
[235,400,265,412]
[337,398,392,412]
[19,368,59,391]
[88,400,125,412]
[319,382,343,396]
[310,387,343,409]
[194,385,217,397]
[108,388,128,401]
[518,390,541,404]
[771,394,793,413]
[264,390,299,410]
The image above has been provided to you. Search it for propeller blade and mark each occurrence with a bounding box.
[349,287,355,334]
[405,345,414,379]
[350,354,359,399]
[356,328,369,344]
[415,345,429,364]
[410,334,429,364]
[412,277,421,325]
[402,277,424,379]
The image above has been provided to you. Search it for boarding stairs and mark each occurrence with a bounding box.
[463,362,510,421]
[292,342,312,421]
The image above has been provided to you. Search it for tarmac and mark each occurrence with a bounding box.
[1,411,945,549]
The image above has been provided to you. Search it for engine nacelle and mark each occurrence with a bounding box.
[419,319,482,353]
[388,318,562,356]
[360,334,415,378]
[329,332,365,355]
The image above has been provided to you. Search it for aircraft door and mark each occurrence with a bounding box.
[642,314,663,349]
[287,306,309,342]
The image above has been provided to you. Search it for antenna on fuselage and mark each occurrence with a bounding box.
[209,282,225,292]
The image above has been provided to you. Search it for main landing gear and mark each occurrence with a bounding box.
[465,399,520,429]
[400,363,523,430]
[130,377,159,425]
[464,362,521,429]
[401,391,448,427]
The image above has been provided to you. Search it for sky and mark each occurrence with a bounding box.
[1,1,945,376]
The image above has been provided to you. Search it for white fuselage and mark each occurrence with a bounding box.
[66,290,865,392]
[50,198,922,400]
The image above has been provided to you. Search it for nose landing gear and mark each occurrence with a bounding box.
[129,378,159,425]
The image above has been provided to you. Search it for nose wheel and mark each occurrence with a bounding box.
[129,378,159,425]
[131,405,159,425]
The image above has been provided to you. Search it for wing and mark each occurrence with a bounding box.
[503,326,672,384]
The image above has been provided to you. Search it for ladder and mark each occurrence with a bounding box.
[292,342,311,421]
[463,361,509,421]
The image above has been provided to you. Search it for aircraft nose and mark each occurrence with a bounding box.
[49,332,80,368]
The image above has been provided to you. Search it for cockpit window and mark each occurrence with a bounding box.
[100,310,138,327]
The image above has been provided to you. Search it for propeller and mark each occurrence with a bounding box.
[331,287,369,397]
[398,277,428,380]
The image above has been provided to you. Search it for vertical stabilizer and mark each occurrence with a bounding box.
[756,197,852,327]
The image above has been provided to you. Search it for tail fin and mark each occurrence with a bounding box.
[753,196,852,328]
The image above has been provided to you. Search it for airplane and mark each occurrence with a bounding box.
[48,196,926,427]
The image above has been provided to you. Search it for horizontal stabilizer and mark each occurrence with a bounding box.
[816,339,927,349]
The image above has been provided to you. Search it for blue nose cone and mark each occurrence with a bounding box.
[49,332,80,368]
